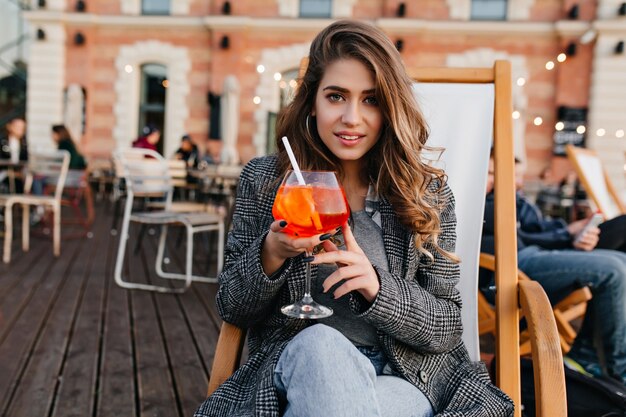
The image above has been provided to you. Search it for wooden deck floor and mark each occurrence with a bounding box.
[0,201,223,417]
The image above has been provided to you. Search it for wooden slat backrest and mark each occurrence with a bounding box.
[412,61,520,411]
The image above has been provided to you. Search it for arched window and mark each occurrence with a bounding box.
[139,63,167,154]
[142,0,170,15]
[266,68,300,154]
[471,0,508,20]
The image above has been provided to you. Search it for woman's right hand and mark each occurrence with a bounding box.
[261,220,331,276]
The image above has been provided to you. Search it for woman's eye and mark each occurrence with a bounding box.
[364,96,378,105]
[327,93,343,102]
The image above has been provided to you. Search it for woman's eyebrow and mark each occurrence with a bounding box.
[322,85,376,95]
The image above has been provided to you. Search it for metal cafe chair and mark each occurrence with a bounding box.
[113,148,225,293]
[1,150,70,263]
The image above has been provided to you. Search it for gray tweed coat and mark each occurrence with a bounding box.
[195,155,514,417]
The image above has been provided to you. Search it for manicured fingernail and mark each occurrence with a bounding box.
[279,220,287,227]
[320,233,331,241]
[302,255,315,262]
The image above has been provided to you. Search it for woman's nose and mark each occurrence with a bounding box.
[341,103,361,126]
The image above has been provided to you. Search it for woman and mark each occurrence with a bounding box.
[132,124,161,154]
[195,20,513,417]
[51,124,86,170]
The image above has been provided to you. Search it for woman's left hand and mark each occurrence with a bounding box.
[308,221,380,303]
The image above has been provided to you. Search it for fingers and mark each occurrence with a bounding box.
[340,221,364,254]
[333,276,377,300]
[320,239,339,253]
[321,266,380,302]
[311,245,380,302]
[269,219,288,233]
[322,264,363,292]
[573,231,599,251]
[268,221,337,258]
[309,248,363,266]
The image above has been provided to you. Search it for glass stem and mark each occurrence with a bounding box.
[302,249,313,303]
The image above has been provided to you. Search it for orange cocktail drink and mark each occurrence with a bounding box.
[272,170,349,319]
[272,184,349,237]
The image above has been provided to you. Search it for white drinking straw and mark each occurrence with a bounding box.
[281,136,306,185]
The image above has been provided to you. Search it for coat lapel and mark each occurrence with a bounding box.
[379,197,414,280]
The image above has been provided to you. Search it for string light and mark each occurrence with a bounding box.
[528,32,626,139]
[273,72,282,81]
[256,64,265,73]
[516,77,526,86]
[512,110,520,119]
[253,96,261,104]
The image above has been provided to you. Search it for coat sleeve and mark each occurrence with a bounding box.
[215,158,296,327]
[352,182,463,353]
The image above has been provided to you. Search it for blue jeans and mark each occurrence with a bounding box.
[518,246,626,380]
[274,324,434,417]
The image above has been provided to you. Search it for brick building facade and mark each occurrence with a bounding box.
[21,0,626,192]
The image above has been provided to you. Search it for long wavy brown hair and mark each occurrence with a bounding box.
[275,20,456,262]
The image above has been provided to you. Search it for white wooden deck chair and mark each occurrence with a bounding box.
[565,144,626,220]
[113,148,225,293]
[0,150,70,263]
[205,61,566,416]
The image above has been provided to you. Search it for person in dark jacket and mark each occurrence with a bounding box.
[482,156,626,386]
[0,117,28,192]
[0,116,28,162]
[51,125,86,170]
[173,134,198,168]
[196,20,513,417]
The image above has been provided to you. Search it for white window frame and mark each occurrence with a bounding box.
[114,41,190,158]
[276,0,357,18]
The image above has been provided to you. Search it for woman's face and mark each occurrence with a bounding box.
[312,58,382,166]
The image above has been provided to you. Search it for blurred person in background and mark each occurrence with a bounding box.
[0,116,28,163]
[0,117,28,193]
[174,134,199,168]
[199,138,222,167]
[132,124,161,154]
[51,124,86,170]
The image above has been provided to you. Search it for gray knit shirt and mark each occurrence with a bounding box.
[313,209,389,346]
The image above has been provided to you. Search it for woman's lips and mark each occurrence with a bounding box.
[336,133,364,146]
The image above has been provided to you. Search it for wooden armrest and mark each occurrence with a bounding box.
[518,280,567,417]
[207,322,246,396]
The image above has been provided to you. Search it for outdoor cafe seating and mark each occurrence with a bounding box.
[113,148,225,293]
